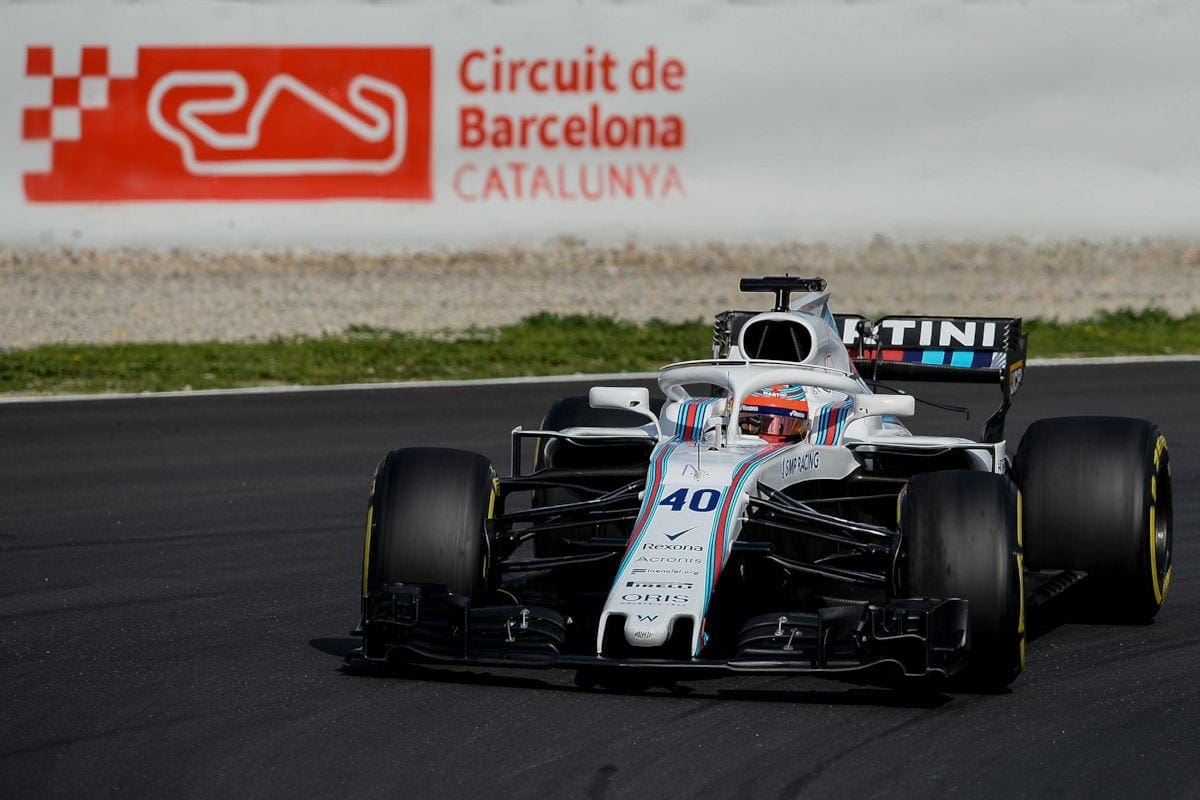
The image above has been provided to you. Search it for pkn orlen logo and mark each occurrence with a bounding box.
[21,45,432,201]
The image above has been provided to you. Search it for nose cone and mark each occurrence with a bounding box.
[624,613,673,647]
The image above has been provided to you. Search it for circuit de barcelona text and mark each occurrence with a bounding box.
[452,44,689,202]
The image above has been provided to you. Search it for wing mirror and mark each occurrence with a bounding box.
[852,393,916,418]
[589,386,660,429]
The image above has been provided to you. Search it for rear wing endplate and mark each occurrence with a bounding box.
[832,315,1028,443]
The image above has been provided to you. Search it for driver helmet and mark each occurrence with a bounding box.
[736,385,810,443]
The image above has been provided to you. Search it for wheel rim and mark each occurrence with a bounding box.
[1155,514,1169,577]
[1155,462,1172,595]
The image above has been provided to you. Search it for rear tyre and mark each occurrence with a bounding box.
[363,447,495,598]
[900,470,1024,691]
[1014,416,1172,621]
[532,395,657,557]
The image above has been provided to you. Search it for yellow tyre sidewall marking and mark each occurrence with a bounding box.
[488,475,500,520]
[361,471,379,596]
[483,474,501,583]
[361,505,375,595]
[1149,435,1167,606]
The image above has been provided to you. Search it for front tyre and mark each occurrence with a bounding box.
[900,470,1024,691]
[362,447,496,599]
[1014,416,1172,621]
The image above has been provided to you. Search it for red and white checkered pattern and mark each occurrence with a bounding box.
[22,46,113,143]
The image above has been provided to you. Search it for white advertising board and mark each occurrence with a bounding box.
[3,2,1200,248]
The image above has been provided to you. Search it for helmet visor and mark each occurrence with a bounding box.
[739,403,810,440]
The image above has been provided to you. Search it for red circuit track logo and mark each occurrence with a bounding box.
[20,45,433,202]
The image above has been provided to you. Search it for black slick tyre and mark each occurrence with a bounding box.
[900,470,1024,691]
[363,447,496,598]
[1014,416,1172,621]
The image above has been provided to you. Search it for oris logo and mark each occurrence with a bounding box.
[621,593,690,605]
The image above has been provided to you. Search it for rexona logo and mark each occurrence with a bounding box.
[21,46,432,201]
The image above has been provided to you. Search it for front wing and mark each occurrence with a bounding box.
[352,583,969,684]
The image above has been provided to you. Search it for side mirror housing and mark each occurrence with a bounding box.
[852,393,916,418]
[589,386,659,428]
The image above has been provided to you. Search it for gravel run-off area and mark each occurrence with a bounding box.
[3,237,1200,349]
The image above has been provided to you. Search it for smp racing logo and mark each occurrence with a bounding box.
[20,45,432,201]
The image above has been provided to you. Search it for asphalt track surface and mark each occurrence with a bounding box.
[1,363,1196,799]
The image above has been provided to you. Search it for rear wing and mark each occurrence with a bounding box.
[833,315,1028,443]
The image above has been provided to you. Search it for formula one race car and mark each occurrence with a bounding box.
[351,276,1173,690]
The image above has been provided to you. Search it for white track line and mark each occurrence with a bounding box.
[1026,354,1200,366]
[0,371,659,405]
[3,355,1200,405]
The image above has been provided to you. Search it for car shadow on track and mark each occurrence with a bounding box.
[1025,586,1158,645]
[311,636,361,659]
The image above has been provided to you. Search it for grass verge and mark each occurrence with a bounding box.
[2,308,1198,396]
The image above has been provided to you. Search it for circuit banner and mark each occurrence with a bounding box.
[21,45,432,201]
[3,2,1199,247]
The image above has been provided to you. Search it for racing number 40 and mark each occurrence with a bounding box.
[659,488,721,513]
